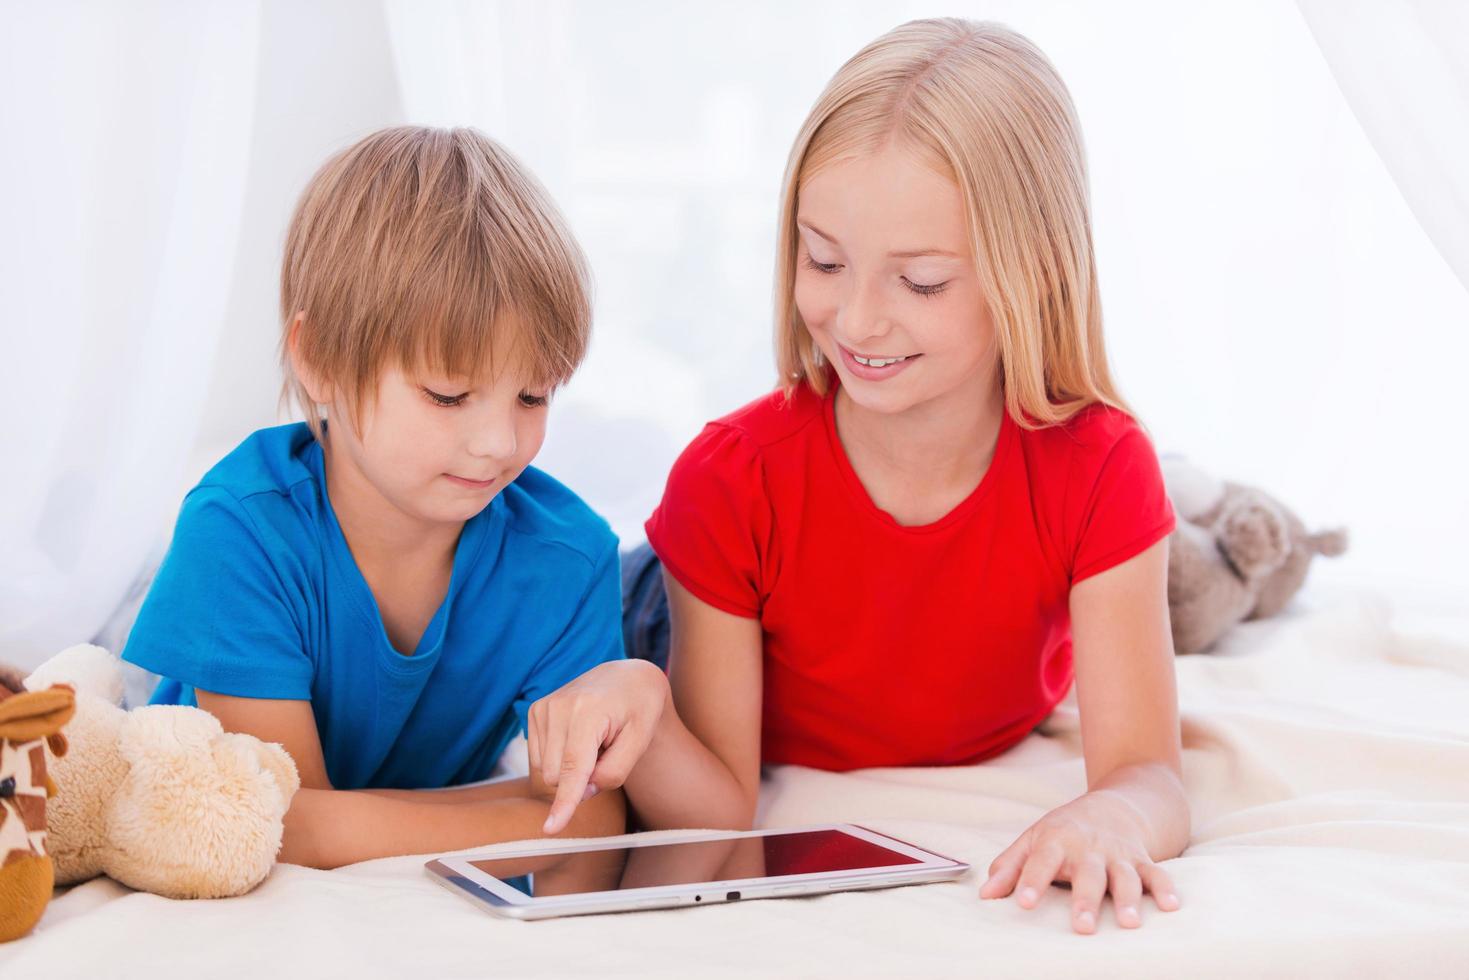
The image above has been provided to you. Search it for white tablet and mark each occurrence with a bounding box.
[424,824,969,920]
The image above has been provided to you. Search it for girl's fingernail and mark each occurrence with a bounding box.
[1076,910,1094,929]
[1019,886,1038,905]
[1121,905,1138,923]
[582,783,599,801]
[1165,893,1179,908]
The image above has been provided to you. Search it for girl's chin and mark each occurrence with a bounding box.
[837,379,923,416]
[839,372,990,419]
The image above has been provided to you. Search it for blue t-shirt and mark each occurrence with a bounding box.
[121,422,624,790]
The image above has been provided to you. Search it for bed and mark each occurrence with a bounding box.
[2,579,1466,978]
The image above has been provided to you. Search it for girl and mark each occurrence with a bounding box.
[121,127,670,868]
[545,18,1190,934]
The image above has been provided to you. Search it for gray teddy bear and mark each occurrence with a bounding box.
[1161,457,1349,653]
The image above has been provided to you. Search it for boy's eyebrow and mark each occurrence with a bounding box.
[796,219,962,259]
[417,373,474,388]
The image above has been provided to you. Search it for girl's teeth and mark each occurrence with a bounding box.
[853,354,909,368]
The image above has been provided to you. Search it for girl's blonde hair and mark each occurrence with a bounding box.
[774,18,1131,428]
[280,126,591,442]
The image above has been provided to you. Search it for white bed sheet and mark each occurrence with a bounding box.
[2,582,1467,978]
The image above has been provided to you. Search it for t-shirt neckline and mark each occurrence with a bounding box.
[821,378,1015,534]
[304,433,498,667]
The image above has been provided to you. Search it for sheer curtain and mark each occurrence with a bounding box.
[3,2,1465,675]
[380,0,803,546]
[1297,0,1469,294]
[0,1,261,670]
[0,0,406,673]
[381,0,1469,597]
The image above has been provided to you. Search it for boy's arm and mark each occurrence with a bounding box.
[198,691,333,789]
[282,779,625,869]
[197,691,625,869]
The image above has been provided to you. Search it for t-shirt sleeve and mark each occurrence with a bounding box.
[512,535,626,735]
[643,423,772,619]
[121,487,314,700]
[1067,419,1177,585]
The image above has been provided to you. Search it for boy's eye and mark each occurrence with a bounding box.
[802,254,842,275]
[901,276,949,297]
[421,387,467,408]
[518,392,550,409]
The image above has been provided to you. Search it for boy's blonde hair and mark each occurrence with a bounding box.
[775,18,1131,428]
[280,126,591,442]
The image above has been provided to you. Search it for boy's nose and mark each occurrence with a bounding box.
[468,417,518,461]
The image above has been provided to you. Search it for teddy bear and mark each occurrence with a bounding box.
[1162,457,1349,654]
[0,666,74,942]
[20,644,300,901]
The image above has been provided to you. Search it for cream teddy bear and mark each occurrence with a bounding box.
[1162,457,1349,654]
[23,644,299,899]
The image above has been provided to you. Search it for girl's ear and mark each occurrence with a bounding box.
[287,312,334,405]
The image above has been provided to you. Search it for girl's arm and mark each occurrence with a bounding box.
[618,571,764,831]
[196,691,626,869]
[1069,537,1189,854]
[979,538,1190,932]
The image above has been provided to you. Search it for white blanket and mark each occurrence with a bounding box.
[3,584,1467,978]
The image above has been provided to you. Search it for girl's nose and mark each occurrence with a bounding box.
[836,274,895,346]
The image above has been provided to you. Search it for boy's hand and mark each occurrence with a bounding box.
[528,659,669,835]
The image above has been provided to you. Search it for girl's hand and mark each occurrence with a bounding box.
[979,790,1182,933]
[528,659,669,835]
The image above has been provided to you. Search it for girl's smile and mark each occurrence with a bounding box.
[794,144,997,422]
[837,343,923,381]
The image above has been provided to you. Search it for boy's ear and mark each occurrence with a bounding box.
[287,312,334,405]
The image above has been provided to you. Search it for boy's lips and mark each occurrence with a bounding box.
[445,473,497,489]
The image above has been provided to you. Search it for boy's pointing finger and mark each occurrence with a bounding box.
[542,726,600,835]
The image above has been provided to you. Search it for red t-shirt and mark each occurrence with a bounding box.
[644,380,1175,772]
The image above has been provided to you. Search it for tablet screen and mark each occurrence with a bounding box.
[466,829,923,899]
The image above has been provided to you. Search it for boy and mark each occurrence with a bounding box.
[123,127,666,868]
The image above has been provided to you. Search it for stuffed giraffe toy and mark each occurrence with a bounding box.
[0,665,75,943]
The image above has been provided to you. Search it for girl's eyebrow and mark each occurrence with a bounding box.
[797,219,961,259]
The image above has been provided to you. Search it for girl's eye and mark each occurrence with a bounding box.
[518,392,549,408]
[422,387,467,408]
[802,254,842,275]
[902,277,949,298]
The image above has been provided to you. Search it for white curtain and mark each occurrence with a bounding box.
[1296,0,1469,295]
[377,0,1469,599]
[3,1,1465,677]
[0,1,261,670]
